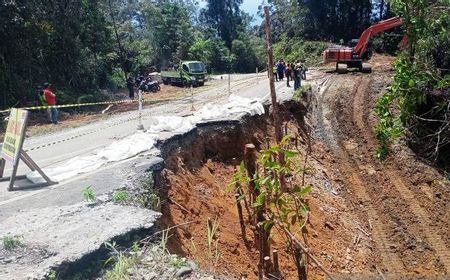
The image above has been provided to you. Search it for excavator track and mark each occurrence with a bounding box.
[314,68,449,278]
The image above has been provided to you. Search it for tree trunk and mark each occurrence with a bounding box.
[107,0,128,81]
[264,6,286,191]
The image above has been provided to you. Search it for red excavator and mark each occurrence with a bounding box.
[323,16,406,73]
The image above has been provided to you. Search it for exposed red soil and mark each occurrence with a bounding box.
[159,54,449,280]
[159,105,375,279]
[314,54,449,277]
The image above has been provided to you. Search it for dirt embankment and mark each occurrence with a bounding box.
[154,54,449,280]
[313,54,450,278]
[157,100,378,279]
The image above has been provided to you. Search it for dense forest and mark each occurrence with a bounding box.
[1,0,399,109]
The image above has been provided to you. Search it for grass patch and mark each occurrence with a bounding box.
[170,256,188,269]
[82,186,96,203]
[113,191,129,203]
[134,172,161,210]
[104,242,139,280]
[2,234,23,250]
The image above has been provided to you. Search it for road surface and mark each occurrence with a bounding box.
[0,73,295,219]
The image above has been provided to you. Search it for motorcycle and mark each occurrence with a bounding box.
[139,79,161,93]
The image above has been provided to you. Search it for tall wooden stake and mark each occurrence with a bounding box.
[264,6,282,145]
[264,6,286,191]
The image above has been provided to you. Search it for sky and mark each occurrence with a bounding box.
[199,0,263,20]
[241,0,262,18]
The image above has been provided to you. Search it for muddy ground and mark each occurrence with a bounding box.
[158,55,449,279]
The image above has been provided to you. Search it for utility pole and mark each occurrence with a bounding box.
[228,73,231,95]
[137,89,144,131]
[264,6,282,144]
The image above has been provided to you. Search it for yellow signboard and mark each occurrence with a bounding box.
[1,108,29,164]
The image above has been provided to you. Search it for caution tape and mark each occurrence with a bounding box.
[22,96,182,152]
[5,77,257,152]
[0,99,138,114]
[0,74,264,115]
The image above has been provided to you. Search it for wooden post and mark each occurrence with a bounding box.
[294,245,307,280]
[235,193,247,243]
[228,73,231,95]
[264,6,286,191]
[264,255,272,277]
[273,249,280,276]
[244,144,258,209]
[264,7,282,145]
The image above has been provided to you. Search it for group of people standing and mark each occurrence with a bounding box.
[272,59,307,90]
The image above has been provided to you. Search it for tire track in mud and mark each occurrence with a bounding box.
[315,75,405,274]
[352,75,450,274]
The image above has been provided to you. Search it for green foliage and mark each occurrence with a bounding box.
[189,39,231,73]
[273,37,328,66]
[231,36,266,73]
[104,241,139,280]
[200,0,244,49]
[230,134,312,235]
[297,0,373,42]
[170,256,188,269]
[206,218,220,264]
[374,88,403,159]
[113,190,129,203]
[2,234,23,250]
[375,1,450,163]
[135,172,161,210]
[82,186,96,203]
[48,270,59,280]
[293,85,313,101]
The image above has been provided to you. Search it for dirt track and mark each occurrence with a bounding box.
[314,55,450,277]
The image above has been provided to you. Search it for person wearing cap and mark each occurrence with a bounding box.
[43,82,58,124]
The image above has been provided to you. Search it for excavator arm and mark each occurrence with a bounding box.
[354,16,404,57]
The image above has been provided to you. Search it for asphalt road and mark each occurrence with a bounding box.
[0,73,294,217]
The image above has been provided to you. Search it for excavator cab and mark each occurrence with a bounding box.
[348,39,359,48]
[323,17,404,74]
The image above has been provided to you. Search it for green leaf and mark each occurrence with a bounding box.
[253,191,266,208]
[263,220,274,232]
[297,185,312,197]
[239,161,245,174]
[260,175,271,186]
[284,149,298,159]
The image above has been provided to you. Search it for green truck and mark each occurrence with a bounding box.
[160,61,206,87]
